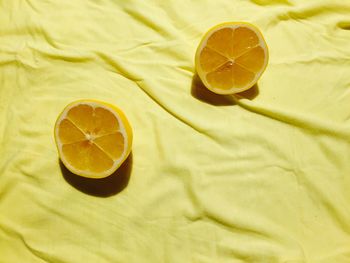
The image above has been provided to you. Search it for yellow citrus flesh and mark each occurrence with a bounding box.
[54,100,133,179]
[195,22,269,95]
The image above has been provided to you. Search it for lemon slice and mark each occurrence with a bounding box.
[195,22,269,94]
[54,100,133,179]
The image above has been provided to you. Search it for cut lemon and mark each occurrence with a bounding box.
[195,22,269,95]
[54,100,133,179]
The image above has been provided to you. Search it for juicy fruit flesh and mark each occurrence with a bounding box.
[199,26,266,90]
[58,104,125,174]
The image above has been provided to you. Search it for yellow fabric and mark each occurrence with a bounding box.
[1,0,350,262]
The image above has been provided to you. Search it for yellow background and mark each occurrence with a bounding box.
[1,0,350,262]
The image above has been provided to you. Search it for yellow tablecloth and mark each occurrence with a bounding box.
[1,1,350,262]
